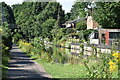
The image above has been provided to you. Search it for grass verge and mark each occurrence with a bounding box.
[2,54,9,79]
[31,54,88,78]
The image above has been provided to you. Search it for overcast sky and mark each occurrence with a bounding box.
[0,0,75,13]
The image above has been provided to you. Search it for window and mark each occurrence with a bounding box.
[109,32,120,39]
[94,32,99,39]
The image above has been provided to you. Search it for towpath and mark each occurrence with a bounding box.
[7,44,51,80]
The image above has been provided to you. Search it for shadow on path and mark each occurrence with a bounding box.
[7,44,51,79]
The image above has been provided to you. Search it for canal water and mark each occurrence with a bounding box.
[44,41,115,64]
[44,43,95,64]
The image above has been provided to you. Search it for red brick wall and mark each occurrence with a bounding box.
[105,31,109,45]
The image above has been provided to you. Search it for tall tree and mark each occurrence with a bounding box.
[12,2,65,41]
[1,2,15,49]
[65,13,71,21]
[69,2,89,30]
[41,19,56,39]
[1,2,16,25]
[92,2,120,29]
[70,2,89,20]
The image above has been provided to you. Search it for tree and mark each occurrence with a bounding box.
[2,22,12,49]
[1,2,16,49]
[92,2,120,29]
[65,13,71,21]
[41,19,56,39]
[70,2,89,20]
[12,2,65,41]
[68,2,88,30]
[1,2,16,25]
[76,20,87,30]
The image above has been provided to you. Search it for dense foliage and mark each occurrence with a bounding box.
[1,2,16,79]
[92,2,120,29]
[70,2,89,20]
[66,2,90,37]
[1,2,15,49]
[1,1,120,79]
[1,2,15,26]
[12,2,65,41]
[70,2,120,29]
[18,38,119,78]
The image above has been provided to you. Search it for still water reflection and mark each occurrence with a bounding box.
[45,44,93,64]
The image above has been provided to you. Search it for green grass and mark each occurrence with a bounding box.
[20,43,119,78]
[2,54,10,79]
[31,54,88,78]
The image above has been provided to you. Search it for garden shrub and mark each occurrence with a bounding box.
[108,52,120,77]
[18,40,33,54]
[83,51,119,78]
[0,26,12,79]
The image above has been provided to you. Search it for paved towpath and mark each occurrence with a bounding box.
[7,44,51,80]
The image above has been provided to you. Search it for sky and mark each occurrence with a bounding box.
[57,0,75,13]
[0,0,75,13]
